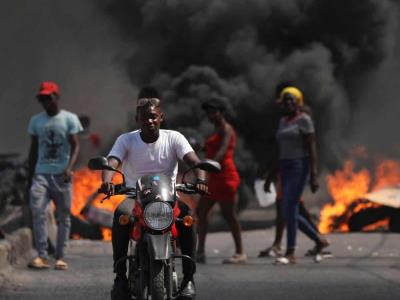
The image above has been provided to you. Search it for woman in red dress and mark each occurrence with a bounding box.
[196,97,247,264]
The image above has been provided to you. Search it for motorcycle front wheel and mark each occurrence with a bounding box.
[150,260,166,300]
[130,242,148,300]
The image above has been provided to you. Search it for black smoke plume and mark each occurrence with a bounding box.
[0,1,134,155]
[1,0,399,178]
[104,0,400,174]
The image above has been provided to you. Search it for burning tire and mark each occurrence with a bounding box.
[389,211,400,232]
[348,205,395,232]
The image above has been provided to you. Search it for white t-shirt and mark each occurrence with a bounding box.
[108,129,194,187]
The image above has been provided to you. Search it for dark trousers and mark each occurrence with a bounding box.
[280,158,320,252]
[112,198,196,279]
[273,199,320,246]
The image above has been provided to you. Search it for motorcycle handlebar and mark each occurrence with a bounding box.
[175,183,198,194]
[97,183,200,196]
[97,184,136,196]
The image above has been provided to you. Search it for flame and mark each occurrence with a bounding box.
[72,168,125,240]
[362,219,389,232]
[71,168,101,217]
[101,228,113,241]
[319,159,400,234]
[373,160,400,191]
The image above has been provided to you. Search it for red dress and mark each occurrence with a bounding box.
[205,130,240,202]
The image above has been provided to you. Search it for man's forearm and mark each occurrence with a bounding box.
[66,134,80,171]
[101,157,120,183]
[102,170,115,183]
[67,143,80,170]
[183,152,206,181]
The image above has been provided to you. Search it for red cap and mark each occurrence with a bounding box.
[37,81,60,96]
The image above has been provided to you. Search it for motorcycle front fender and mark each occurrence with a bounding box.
[144,232,172,260]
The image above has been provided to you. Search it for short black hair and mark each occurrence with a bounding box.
[201,96,226,112]
[138,86,160,99]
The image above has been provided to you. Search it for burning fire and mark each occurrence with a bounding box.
[72,168,124,240]
[374,160,400,191]
[319,158,400,234]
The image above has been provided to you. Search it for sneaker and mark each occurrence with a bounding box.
[314,253,323,263]
[305,247,333,258]
[28,257,50,269]
[54,259,68,270]
[222,253,247,264]
[321,251,334,259]
[111,274,129,300]
[274,254,296,265]
[258,245,282,258]
[315,238,330,253]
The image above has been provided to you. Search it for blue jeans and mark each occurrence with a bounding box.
[30,174,72,260]
[280,158,320,252]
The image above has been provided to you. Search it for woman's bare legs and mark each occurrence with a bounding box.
[218,195,244,255]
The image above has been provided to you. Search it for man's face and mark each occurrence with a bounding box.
[137,105,163,135]
[37,94,59,115]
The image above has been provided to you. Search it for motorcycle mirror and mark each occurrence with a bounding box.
[88,156,115,171]
[194,159,221,173]
[181,159,221,185]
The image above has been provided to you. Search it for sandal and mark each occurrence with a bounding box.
[28,257,50,269]
[274,254,296,265]
[258,246,282,258]
[55,259,68,270]
[222,253,247,264]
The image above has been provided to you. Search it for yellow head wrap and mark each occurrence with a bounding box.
[278,86,304,107]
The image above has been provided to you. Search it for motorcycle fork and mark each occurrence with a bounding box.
[165,239,177,299]
[163,257,172,299]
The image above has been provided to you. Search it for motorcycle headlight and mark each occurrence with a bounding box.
[143,202,173,231]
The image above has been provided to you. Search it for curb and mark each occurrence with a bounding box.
[0,227,32,270]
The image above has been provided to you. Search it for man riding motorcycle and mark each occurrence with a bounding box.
[101,86,207,300]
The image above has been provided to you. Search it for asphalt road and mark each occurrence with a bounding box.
[1,229,400,300]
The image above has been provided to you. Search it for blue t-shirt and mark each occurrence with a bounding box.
[28,110,83,174]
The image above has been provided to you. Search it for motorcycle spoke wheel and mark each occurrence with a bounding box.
[150,260,166,300]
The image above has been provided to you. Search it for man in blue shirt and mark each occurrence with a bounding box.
[27,81,82,270]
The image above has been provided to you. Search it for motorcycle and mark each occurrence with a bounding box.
[88,156,221,300]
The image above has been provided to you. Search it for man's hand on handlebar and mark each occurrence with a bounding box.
[100,182,115,196]
[195,178,208,194]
